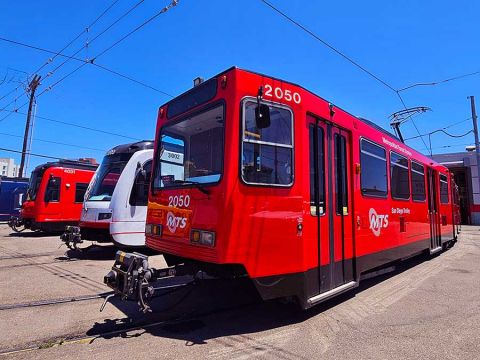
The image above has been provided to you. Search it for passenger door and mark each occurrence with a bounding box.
[308,115,355,304]
[427,168,441,252]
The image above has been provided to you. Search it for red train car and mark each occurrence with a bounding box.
[104,67,457,310]
[10,160,97,232]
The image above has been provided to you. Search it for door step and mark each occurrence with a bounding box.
[307,281,357,307]
[430,246,442,255]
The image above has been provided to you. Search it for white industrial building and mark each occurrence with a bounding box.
[0,158,19,177]
[432,151,480,225]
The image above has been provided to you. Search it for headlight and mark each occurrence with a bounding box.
[98,212,112,220]
[145,223,162,236]
[191,229,215,247]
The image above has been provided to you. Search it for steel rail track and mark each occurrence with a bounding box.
[0,299,259,356]
[0,252,61,260]
[0,292,113,311]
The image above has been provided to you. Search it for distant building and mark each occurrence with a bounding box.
[0,158,19,177]
[432,151,480,225]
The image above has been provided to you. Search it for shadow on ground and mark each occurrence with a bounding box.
[59,244,159,261]
[85,245,453,346]
[7,230,62,238]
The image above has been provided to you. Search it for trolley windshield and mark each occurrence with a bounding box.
[26,170,42,201]
[87,153,132,201]
[153,104,224,189]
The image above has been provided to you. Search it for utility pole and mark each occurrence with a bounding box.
[18,74,41,178]
[468,96,480,194]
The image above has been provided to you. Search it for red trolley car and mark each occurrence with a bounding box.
[104,67,458,310]
[10,160,98,232]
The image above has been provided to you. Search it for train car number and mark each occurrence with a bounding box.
[168,195,190,208]
[264,84,301,104]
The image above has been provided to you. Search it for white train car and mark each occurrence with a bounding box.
[61,141,154,249]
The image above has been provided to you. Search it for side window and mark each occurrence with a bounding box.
[411,161,426,201]
[440,174,449,204]
[390,152,410,200]
[44,176,61,202]
[241,101,293,186]
[75,183,89,203]
[309,124,325,215]
[360,139,387,197]
[129,160,153,206]
[335,134,348,214]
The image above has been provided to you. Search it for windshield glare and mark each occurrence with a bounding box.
[86,153,132,201]
[154,104,224,189]
[26,171,42,201]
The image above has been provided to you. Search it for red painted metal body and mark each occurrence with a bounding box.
[20,161,97,232]
[145,68,456,305]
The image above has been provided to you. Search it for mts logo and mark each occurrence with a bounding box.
[166,211,187,233]
[369,208,389,237]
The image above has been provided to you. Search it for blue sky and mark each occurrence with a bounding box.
[1,0,479,174]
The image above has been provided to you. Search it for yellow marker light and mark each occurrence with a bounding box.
[145,223,162,236]
[355,163,361,174]
[192,230,201,242]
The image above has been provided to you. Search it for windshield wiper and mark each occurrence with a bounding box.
[173,180,210,195]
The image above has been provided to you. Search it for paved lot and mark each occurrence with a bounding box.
[0,224,479,359]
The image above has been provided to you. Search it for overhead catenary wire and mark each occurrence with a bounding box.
[93,0,179,59]
[0,0,178,120]
[407,129,473,141]
[42,0,148,82]
[93,63,173,98]
[259,0,430,152]
[0,147,63,160]
[0,0,120,110]
[0,108,141,140]
[430,143,473,150]
[0,37,89,65]
[0,37,172,98]
[398,70,480,92]
[37,0,178,97]
[29,0,179,104]
[31,0,121,76]
[0,131,107,152]
[405,117,474,140]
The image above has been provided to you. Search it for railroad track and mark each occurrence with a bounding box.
[0,252,61,261]
[0,292,113,311]
[0,258,82,270]
[0,288,261,356]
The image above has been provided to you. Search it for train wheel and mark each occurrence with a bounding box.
[8,217,26,233]
[11,224,26,233]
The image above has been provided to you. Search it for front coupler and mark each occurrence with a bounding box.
[103,251,193,312]
[60,226,84,251]
[8,216,25,232]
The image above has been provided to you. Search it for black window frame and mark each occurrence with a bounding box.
[390,151,411,201]
[335,133,349,215]
[152,100,226,194]
[309,123,326,216]
[440,173,449,204]
[74,182,89,203]
[129,160,153,207]
[411,161,426,202]
[240,97,294,188]
[360,138,388,198]
[44,176,61,203]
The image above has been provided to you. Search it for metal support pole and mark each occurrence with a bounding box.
[18,74,41,178]
[468,96,480,194]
